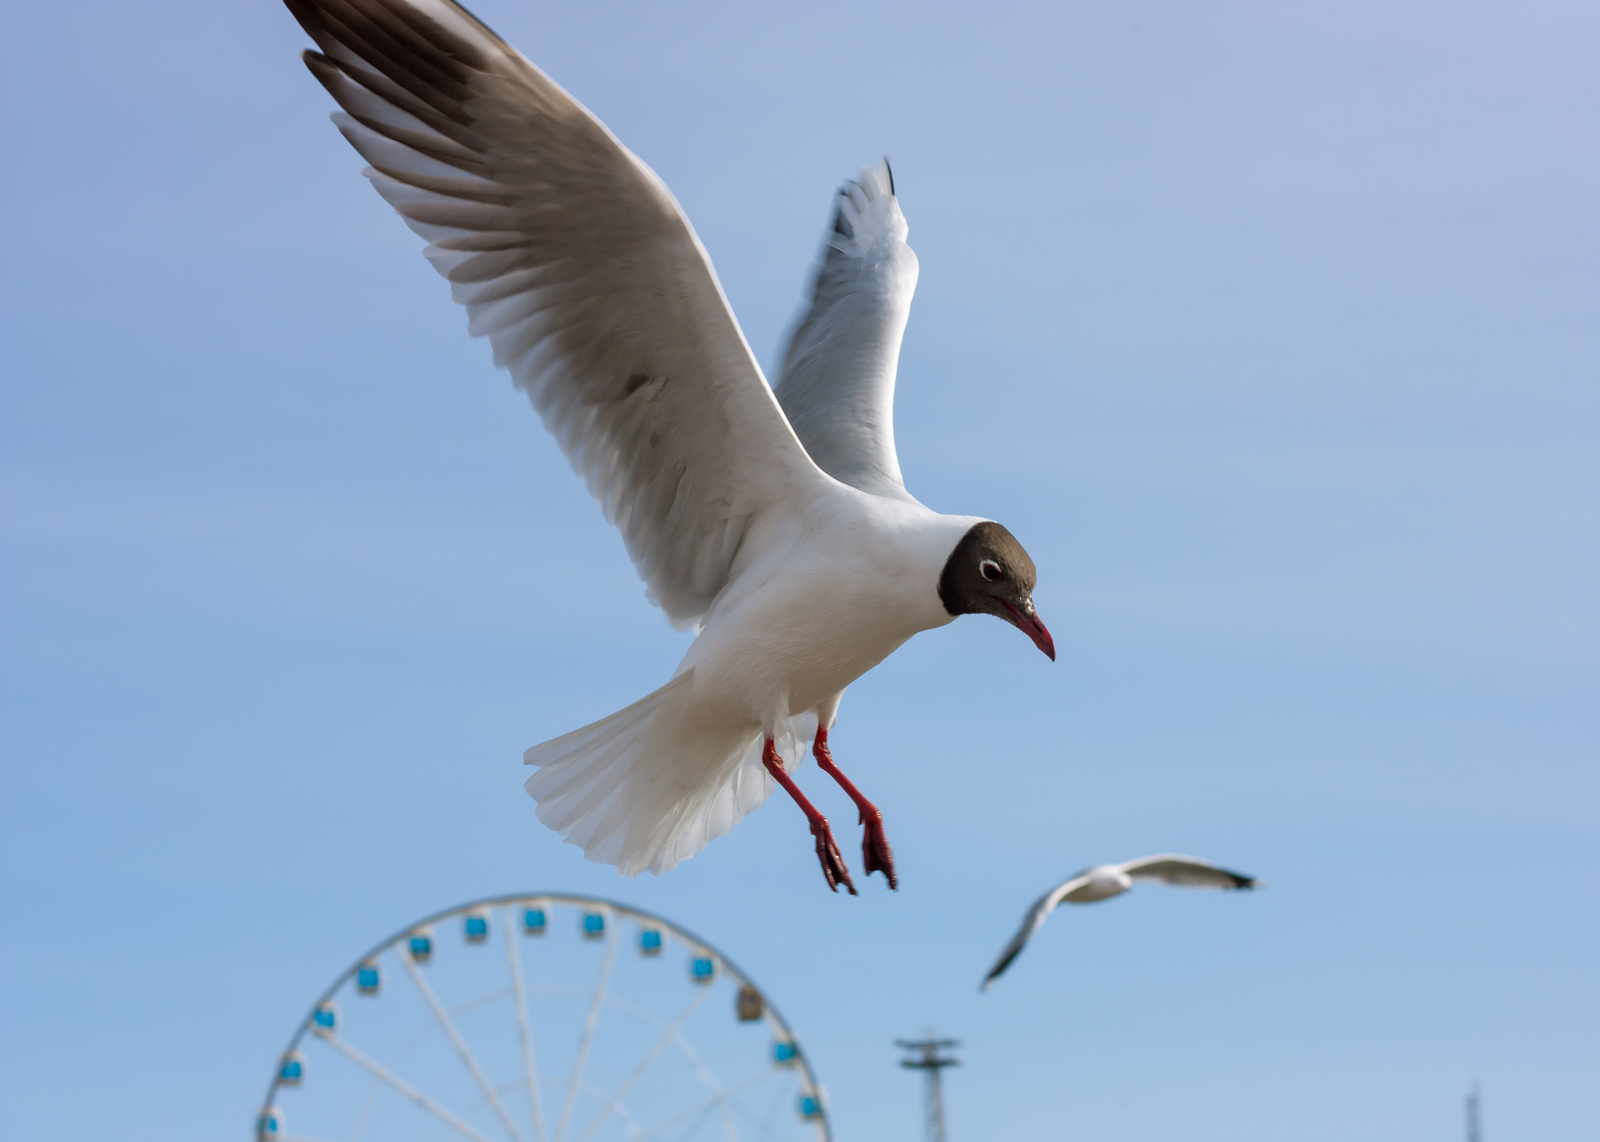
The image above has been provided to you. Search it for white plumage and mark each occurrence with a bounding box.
[981,854,1260,988]
[285,0,1054,888]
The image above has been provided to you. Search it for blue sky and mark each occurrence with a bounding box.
[2,1,1596,1139]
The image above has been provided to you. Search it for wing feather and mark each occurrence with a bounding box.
[980,873,1091,989]
[775,162,919,503]
[1118,854,1259,890]
[287,0,824,627]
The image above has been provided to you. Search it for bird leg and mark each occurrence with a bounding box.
[762,738,857,895]
[811,727,898,890]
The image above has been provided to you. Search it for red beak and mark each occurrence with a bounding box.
[1002,601,1056,661]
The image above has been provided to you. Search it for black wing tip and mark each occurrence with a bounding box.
[881,155,895,196]
[284,0,496,83]
[1227,872,1260,890]
[300,48,351,97]
[284,0,327,40]
[981,947,1021,990]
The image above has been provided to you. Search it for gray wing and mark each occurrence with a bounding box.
[286,0,825,628]
[980,873,1092,990]
[774,162,920,504]
[1118,854,1259,890]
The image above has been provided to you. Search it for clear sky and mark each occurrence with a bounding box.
[2,1,1596,1139]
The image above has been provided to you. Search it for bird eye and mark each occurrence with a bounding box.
[980,558,1003,582]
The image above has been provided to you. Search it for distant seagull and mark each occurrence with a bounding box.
[283,0,1054,893]
[981,854,1259,988]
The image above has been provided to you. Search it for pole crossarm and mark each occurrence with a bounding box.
[896,1031,961,1142]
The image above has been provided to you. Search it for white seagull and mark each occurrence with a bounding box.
[284,0,1055,893]
[981,854,1259,988]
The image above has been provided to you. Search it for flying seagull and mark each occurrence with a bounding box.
[282,0,1054,893]
[981,854,1259,988]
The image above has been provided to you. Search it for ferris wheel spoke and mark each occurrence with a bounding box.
[723,1079,791,1142]
[400,947,527,1142]
[624,1069,780,1142]
[665,1031,736,1113]
[553,915,621,1142]
[504,907,548,1142]
[315,1032,500,1142]
[676,1107,718,1142]
[349,1071,384,1142]
[750,1079,789,1142]
[570,983,714,1142]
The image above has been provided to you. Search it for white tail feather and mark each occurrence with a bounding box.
[523,672,816,876]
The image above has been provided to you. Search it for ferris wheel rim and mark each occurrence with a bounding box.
[258,890,833,1142]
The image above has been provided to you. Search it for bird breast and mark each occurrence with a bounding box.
[1064,867,1135,903]
[677,496,979,727]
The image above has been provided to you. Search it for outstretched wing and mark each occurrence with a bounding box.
[775,162,920,504]
[1118,854,1259,890]
[285,0,825,627]
[980,872,1092,989]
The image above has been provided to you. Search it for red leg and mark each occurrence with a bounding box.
[762,738,857,895]
[812,727,898,890]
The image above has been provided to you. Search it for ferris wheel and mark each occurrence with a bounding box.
[256,894,832,1142]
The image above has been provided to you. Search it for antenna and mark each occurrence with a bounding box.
[897,1030,961,1142]
[1466,1083,1482,1142]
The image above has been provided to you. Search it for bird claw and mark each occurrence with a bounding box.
[859,808,898,890]
[810,818,857,895]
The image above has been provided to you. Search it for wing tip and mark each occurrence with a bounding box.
[819,159,908,260]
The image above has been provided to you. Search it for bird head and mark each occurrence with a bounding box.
[938,522,1054,659]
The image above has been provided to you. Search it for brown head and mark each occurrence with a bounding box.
[937,521,1055,659]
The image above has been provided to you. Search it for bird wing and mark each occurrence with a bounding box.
[286,0,827,628]
[979,873,1092,989]
[1117,853,1259,890]
[774,162,920,504]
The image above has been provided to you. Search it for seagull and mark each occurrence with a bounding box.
[981,854,1259,988]
[283,0,1054,894]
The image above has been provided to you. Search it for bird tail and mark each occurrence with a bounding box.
[522,671,814,877]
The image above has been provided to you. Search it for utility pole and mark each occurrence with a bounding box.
[1465,1083,1482,1142]
[897,1031,961,1142]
